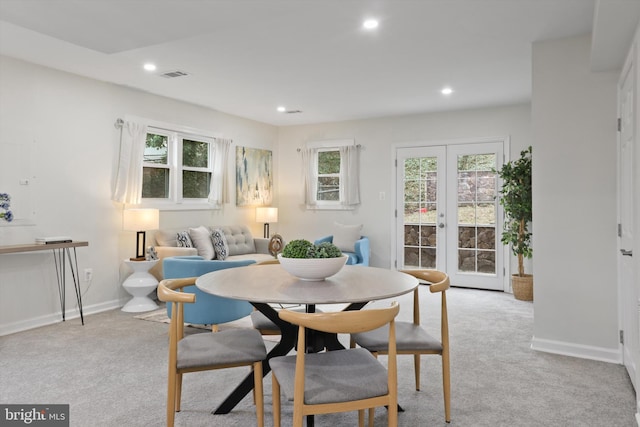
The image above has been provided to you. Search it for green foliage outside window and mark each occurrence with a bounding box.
[142,132,212,200]
[317,150,340,201]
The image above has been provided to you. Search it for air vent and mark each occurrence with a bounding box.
[285,110,302,114]
[160,70,189,78]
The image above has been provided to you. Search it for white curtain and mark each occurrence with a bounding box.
[301,148,317,206]
[208,138,232,206]
[112,120,147,204]
[340,144,360,206]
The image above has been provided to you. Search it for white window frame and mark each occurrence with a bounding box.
[306,139,356,211]
[129,117,222,211]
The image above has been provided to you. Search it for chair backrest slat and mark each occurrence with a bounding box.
[279,303,399,334]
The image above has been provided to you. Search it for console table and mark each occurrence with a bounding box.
[0,241,88,325]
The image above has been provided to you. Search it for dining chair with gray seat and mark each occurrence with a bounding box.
[157,277,267,427]
[351,269,451,423]
[270,302,401,427]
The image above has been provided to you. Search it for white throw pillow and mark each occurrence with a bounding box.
[332,223,363,252]
[188,226,215,260]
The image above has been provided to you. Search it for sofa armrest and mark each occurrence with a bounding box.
[254,238,271,255]
[354,237,370,266]
[151,246,198,280]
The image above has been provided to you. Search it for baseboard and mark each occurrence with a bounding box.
[0,299,122,337]
[531,336,622,364]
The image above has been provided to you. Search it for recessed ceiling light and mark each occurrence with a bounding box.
[277,106,286,112]
[441,87,454,95]
[363,19,379,30]
[143,63,157,72]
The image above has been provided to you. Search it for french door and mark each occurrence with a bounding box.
[395,141,506,290]
[618,52,638,391]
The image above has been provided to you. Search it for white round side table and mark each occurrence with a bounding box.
[122,259,159,312]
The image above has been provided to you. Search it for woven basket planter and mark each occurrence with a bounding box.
[512,274,533,301]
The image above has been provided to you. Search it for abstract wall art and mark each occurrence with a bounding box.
[235,146,273,206]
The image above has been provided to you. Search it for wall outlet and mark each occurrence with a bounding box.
[84,268,93,282]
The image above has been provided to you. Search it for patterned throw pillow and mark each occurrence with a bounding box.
[176,231,193,248]
[146,246,158,260]
[211,228,229,260]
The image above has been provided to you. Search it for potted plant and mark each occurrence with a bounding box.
[278,239,348,281]
[496,146,533,301]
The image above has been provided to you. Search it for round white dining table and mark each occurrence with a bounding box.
[196,263,418,305]
[196,264,419,418]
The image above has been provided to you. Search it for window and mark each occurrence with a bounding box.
[316,149,341,201]
[142,129,214,204]
[112,118,229,208]
[302,139,360,210]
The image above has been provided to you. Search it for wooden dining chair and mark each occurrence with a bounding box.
[157,277,267,427]
[270,302,400,427]
[351,269,451,423]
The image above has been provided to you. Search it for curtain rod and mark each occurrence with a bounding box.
[297,144,361,152]
[114,118,228,142]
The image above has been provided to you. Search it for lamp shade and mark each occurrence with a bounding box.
[123,209,159,231]
[256,207,278,224]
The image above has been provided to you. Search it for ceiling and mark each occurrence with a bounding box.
[0,1,639,126]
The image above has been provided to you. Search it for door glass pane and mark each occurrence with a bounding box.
[403,156,439,269]
[456,153,497,274]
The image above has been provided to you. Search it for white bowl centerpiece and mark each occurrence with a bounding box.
[277,239,348,281]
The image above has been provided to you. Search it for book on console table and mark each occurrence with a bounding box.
[35,236,73,244]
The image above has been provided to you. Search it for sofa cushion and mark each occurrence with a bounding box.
[211,228,229,260]
[189,226,215,260]
[216,225,256,256]
[332,222,363,252]
[155,229,178,247]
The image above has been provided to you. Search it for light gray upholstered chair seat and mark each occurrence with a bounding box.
[177,328,267,370]
[352,322,442,353]
[270,348,388,405]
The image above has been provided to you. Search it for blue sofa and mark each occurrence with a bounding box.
[162,256,255,326]
[314,235,370,266]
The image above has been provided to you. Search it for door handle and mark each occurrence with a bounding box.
[620,249,633,257]
[438,223,445,229]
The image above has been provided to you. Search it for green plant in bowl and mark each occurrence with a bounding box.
[278,239,347,281]
[281,239,342,258]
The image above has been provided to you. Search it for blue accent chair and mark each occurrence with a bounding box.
[162,256,255,326]
[313,236,370,266]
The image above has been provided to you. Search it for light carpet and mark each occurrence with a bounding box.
[1,287,636,426]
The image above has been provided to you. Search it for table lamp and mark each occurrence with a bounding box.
[256,207,278,238]
[123,208,159,261]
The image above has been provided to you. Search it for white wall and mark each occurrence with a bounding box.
[531,35,620,361]
[0,34,624,366]
[0,55,277,335]
[276,104,531,268]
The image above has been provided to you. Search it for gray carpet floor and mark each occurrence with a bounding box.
[0,287,636,426]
